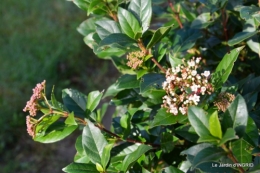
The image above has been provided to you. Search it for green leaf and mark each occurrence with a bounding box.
[243,117,258,147]
[196,161,236,173]
[96,163,104,172]
[62,163,99,173]
[146,25,172,49]
[228,31,257,46]
[82,120,108,164]
[120,109,137,138]
[101,143,114,169]
[218,128,238,146]
[34,114,61,137]
[197,135,220,144]
[77,17,97,37]
[87,90,103,112]
[72,0,90,12]
[187,106,211,137]
[128,0,152,32]
[209,111,222,139]
[222,94,248,137]
[117,7,142,39]
[62,89,87,118]
[175,124,199,143]
[150,108,187,128]
[168,54,183,68]
[115,74,140,89]
[140,73,165,93]
[171,28,202,58]
[95,19,121,40]
[247,35,260,56]
[111,143,140,163]
[212,46,245,89]
[192,147,225,168]
[65,112,78,125]
[238,6,260,20]
[121,144,152,172]
[161,132,175,153]
[231,139,253,171]
[34,121,78,143]
[98,33,138,51]
[191,12,213,29]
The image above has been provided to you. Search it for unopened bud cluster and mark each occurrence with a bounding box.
[162,57,214,115]
[23,80,46,137]
[214,92,235,112]
[126,51,145,69]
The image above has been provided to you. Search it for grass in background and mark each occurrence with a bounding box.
[0,0,119,172]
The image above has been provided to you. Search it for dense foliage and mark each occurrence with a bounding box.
[23,0,260,172]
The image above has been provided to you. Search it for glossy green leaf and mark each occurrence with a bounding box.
[212,46,244,89]
[150,108,187,128]
[65,112,78,125]
[191,12,212,29]
[117,7,142,39]
[247,35,260,56]
[239,6,260,20]
[82,120,108,164]
[228,31,257,46]
[111,143,140,163]
[77,17,97,37]
[62,89,87,118]
[231,139,253,171]
[146,25,172,49]
[34,121,78,143]
[243,117,258,147]
[62,163,99,173]
[222,94,248,137]
[95,19,121,40]
[196,161,237,173]
[121,144,152,172]
[187,106,211,137]
[128,0,152,32]
[34,114,61,137]
[120,109,137,138]
[72,0,90,12]
[209,111,222,139]
[192,147,225,168]
[115,74,140,89]
[197,135,220,144]
[168,54,183,68]
[101,143,114,169]
[98,33,138,51]
[218,128,238,146]
[87,0,106,15]
[87,90,103,112]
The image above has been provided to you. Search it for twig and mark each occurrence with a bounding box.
[221,144,245,173]
[167,0,183,29]
[221,8,230,53]
[151,58,167,73]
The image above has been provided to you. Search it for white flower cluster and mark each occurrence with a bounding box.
[162,57,214,115]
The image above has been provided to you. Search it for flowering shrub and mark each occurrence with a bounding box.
[23,0,260,172]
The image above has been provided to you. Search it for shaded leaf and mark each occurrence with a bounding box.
[228,31,257,46]
[121,144,152,172]
[115,74,140,89]
[146,25,172,49]
[191,12,212,29]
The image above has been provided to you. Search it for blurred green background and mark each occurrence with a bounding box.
[0,0,118,172]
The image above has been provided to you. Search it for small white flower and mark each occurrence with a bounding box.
[192,94,200,104]
[188,60,195,67]
[191,70,197,76]
[195,57,201,64]
[201,86,206,93]
[203,71,210,77]
[191,85,198,92]
[170,106,178,115]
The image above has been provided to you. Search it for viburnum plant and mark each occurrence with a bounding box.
[23,0,260,172]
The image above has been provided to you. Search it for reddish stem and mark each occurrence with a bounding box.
[221,8,230,53]
[168,0,183,29]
